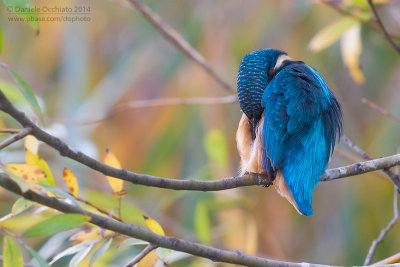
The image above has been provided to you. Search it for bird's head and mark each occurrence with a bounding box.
[237,49,290,121]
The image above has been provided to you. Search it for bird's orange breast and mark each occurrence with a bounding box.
[236,112,303,214]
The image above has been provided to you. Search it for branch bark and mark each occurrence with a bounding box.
[0,128,32,150]
[0,172,344,267]
[125,0,235,93]
[0,90,400,192]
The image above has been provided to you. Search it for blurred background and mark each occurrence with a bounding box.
[0,0,400,266]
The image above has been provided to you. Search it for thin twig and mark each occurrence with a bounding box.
[365,148,400,265]
[125,0,235,93]
[367,0,400,54]
[361,98,400,123]
[126,244,158,267]
[0,128,32,150]
[322,1,400,40]
[79,95,238,125]
[75,196,122,222]
[341,134,400,190]
[364,187,399,265]
[0,171,387,267]
[0,128,22,134]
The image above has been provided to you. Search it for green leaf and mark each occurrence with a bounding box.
[89,238,113,266]
[8,70,42,121]
[204,129,228,168]
[3,236,23,267]
[12,198,34,216]
[119,238,149,247]
[27,246,51,267]
[194,202,211,244]
[40,184,81,207]
[23,214,90,238]
[69,243,93,267]
[3,0,40,33]
[309,17,358,52]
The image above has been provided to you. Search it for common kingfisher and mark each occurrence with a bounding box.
[236,49,342,215]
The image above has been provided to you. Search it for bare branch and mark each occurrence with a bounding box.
[79,95,238,125]
[0,90,400,192]
[0,127,32,150]
[125,0,235,93]
[126,244,158,267]
[0,172,350,267]
[341,135,400,189]
[364,186,399,265]
[361,98,400,124]
[367,0,400,54]
[364,149,400,265]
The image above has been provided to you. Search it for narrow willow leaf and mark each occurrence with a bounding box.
[3,236,23,267]
[26,149,55,186]
[69,243,93,267]
[3,0,40,32]
[309,17,357,52]
[8,70,42,121]
[194,202,211,244]
[103,149,124,193]
[27,246,51,267]
[63,168,79,198]
[25,135,39,155]
[204,129,228,168]
[119,238,149,247]
[70,227,113,244]
[144,216,165,236]
[89,238,113,266]
[50,239,99,265]
[40,184,81,207]
[340,24,365,84]
[11,198,33,216]
[24,214,90,238]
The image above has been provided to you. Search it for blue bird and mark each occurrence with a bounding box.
[236,49,342,215]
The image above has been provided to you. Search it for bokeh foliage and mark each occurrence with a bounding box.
[0,0,399,266]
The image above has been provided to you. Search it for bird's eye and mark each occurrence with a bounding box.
[268,67,274,80]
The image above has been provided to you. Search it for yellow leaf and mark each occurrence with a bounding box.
[103,149,124,193]
[70,227,113,244]
[340,24,365,84]
[25,149,55,186]
[6,163,46,182]
[309,17,357,52]
[24,135,39,154]
[63,168,79,198]
[144,216,165,236]
[138,250,158,267]
[112,189,127,200]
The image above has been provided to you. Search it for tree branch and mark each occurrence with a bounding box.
[0,127,32,150]
[0,89,400,192]
[0,172,345,267]
[361,98,400,124]
[341,135,400,190]
[367,0,400,54]
[79,95,238,125]
[124,0,235,93]
[364,149,400,265]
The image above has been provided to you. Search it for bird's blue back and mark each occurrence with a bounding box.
[261,62,342,215]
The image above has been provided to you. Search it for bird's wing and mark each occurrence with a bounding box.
[261,63,342,215]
